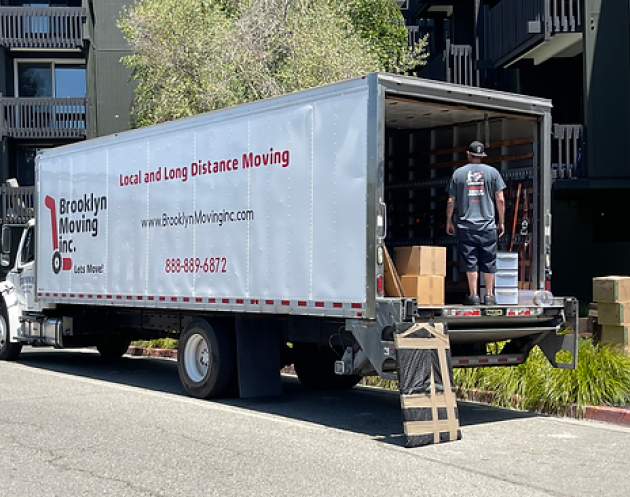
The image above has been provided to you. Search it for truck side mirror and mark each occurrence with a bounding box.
[1,253,9,267]
[1,225,11,255]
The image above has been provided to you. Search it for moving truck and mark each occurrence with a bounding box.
[0,73,577,399]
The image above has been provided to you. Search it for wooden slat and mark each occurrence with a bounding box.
[423,136,535,157]
[428,151,535,170]
[383,245,405,297]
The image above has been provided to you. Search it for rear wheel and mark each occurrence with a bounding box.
[97,335,131,359]
[0,303,21,361]
[177,318,235,399]
[293,344,361,390]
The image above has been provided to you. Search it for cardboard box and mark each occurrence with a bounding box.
[593,276,630,303]
[600,325,630,347]
[395,246,447,276]
[597,302,630,325]
[400,275,444,305]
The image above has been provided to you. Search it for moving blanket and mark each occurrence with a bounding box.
[394,322,462,448]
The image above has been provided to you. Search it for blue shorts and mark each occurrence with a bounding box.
[456,228,498,273]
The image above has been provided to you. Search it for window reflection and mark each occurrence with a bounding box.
[18,63,53,97]
[17,62,85,98]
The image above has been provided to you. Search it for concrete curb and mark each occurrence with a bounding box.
[582,406,630,426]
[126,347,630,427]
[126,346,177,358]
[457,387,630,427]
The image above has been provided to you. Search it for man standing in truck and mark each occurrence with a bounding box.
[446,141,506,305]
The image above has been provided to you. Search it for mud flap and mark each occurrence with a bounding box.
[235,317,282,398]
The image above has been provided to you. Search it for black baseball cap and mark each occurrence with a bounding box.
[468,141,487,157]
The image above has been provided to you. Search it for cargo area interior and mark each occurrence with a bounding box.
[383,93,540,305]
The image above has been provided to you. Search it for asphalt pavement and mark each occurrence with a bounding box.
[1,348,628,497]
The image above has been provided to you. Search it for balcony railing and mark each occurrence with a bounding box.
[420,40,475,86]
[552,124,582,179]
[1,96,87,139]
[1,184,34,225]
[0,6,86,49]
[484,0,583,66]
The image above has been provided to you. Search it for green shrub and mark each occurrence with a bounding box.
[455,339,630,415]
[131,338,179,350]
[361,339,630,416]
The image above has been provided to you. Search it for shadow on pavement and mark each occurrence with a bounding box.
[16,349,537,447]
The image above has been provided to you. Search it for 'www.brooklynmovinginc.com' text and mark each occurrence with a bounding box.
[141,209,254,229]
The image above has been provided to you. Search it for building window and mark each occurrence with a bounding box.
[16,61,86,98]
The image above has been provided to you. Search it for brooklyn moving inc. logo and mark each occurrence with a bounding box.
[44,194,107,275]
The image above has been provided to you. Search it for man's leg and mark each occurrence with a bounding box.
[457,229,480,304]
[483,272,495,296]
[478,229,498,304]
[467,271,479,296]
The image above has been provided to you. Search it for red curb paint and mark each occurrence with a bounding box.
[125,347,177,359]
[456,388,630,427]
[585,406,630,426]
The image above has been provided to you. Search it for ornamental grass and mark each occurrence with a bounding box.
[364,339,630,416]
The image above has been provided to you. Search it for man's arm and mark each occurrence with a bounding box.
[495,189,505,237]
[446,196,455,235]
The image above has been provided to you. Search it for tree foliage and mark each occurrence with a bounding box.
[119,0,426,126]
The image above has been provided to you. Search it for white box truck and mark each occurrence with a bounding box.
[0,74,577,399]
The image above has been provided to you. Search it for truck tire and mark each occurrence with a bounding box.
[293,344,361,390]
[178,318,235,399]
[97,336,131,359]
[0,303,21,361]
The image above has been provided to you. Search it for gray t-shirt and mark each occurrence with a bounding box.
[447,163,506,231]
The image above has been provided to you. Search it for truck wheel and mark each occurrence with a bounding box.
[293,345,361,390]
[178,318,235,399]
[0,303,21,361]
[97,336,131,359]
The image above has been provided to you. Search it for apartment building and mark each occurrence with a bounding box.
[404,0,630,301]
[0,0,134,220]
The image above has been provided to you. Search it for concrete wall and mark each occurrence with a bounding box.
[552,191,630,303]
[583,0,630,178]
[84,0,136,138]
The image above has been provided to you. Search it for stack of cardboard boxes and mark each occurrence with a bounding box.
[593,276,630,353]
[394,246,446,305]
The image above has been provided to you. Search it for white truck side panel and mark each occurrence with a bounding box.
[36,87,370,317]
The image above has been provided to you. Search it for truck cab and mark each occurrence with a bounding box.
[7,220,37,311]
